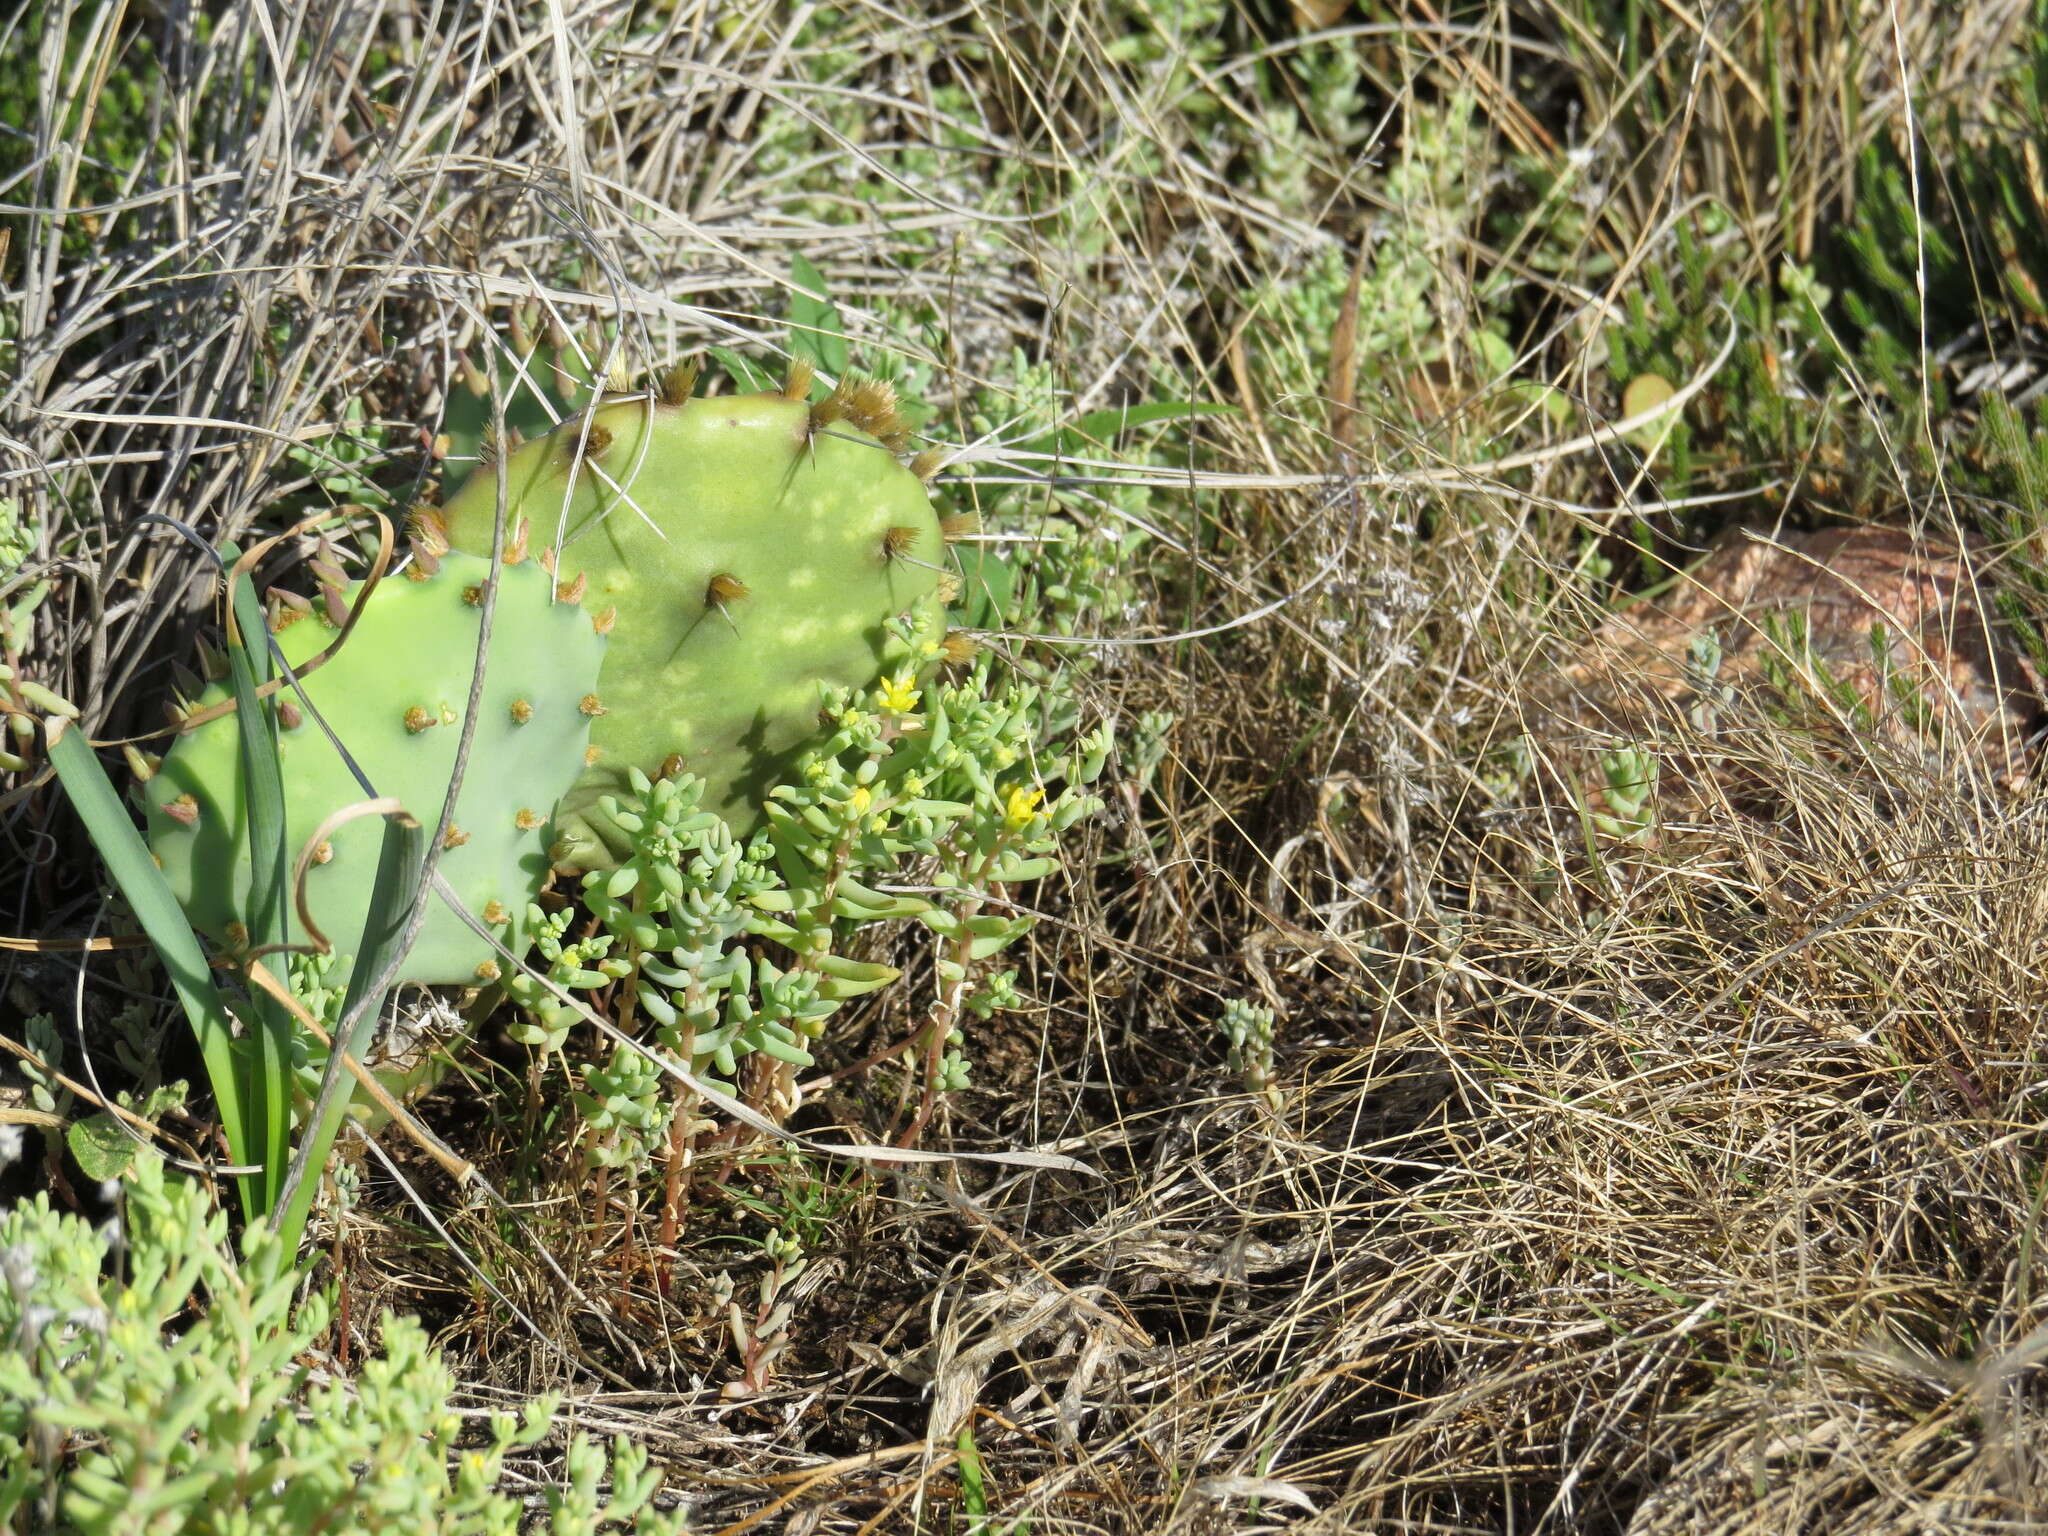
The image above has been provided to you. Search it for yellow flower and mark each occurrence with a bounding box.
[876,671,921,714]
[849,785,873,816]
[1002,784,1044,831]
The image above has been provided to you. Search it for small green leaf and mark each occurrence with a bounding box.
[709,346,776,394]
[66,1112,136,1182]
[787,254,849,379]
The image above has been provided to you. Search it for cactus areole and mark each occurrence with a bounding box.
[435,374,949,871]
[142,549,606,986]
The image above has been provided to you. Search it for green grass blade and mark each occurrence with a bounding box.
[271,808,426,1250]
[46,722,257,1218]
[224,559,293,1217]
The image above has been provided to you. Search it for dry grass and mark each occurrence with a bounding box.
[6,0,2048,1530]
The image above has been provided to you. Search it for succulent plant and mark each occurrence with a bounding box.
[433,362,963,870]
[140,545,606,986]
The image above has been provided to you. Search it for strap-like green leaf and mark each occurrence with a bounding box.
[47,724,256,1217]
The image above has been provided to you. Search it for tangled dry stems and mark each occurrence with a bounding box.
[4,0,2048,1530]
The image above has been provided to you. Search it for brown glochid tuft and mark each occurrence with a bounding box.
[443,826,470,849]
[403,706,436,734]
[509,698,533,725]
[941,630,979,667]
[514,808,543,831]
[881,525,921,561]
[940,510,979,542]
[841,377,910,450]
[579,693,608,717]
[706,572,750,607]
[783,356,815,402]
[910,448,948,482]
[556,571,587,605]
[592,605,617,637]
[660,357,701,406]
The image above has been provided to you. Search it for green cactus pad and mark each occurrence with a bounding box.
[142,550,606,985]
[436,378,948,869]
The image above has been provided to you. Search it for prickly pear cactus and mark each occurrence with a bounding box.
[140,546,607,985]
[434,365,963,870]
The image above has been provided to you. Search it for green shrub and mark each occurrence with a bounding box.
[0,1156,685,1533]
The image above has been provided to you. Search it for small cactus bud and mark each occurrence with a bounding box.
[123,745,161,783]
[160,793,200,826]
[276,698,303,731]
[312,839,335,864]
